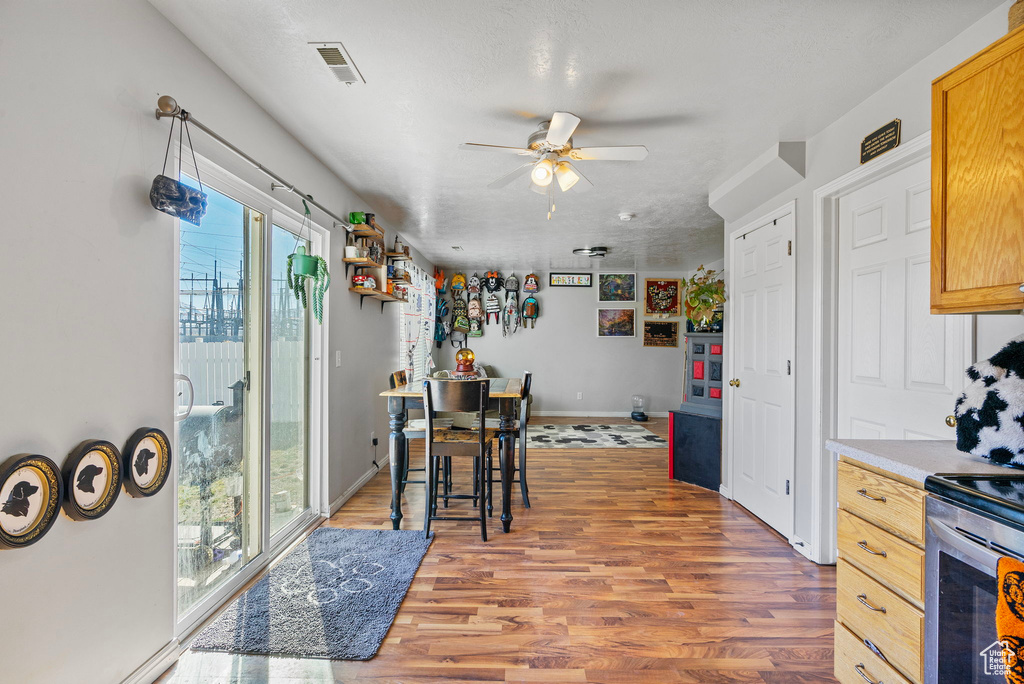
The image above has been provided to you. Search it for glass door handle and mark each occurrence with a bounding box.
[175,373,194,422]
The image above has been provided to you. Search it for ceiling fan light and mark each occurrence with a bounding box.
[531,158,554,186]
[555,162,580,192]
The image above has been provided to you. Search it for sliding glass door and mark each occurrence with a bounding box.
[173,170,323,633]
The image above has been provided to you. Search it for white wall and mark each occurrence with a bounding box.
[0,1,429,681]
[720,1,1024,549]
[436,266,722,415]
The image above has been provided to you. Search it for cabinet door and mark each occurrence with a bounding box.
[932,27,1024,314]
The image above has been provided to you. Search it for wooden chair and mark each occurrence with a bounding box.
[423,379,497,541]
[487,371,533,509]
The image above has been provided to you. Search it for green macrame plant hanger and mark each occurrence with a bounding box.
[286,199,330,324]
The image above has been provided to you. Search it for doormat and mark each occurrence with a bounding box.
[527,424,667,448]
[190,528,431,660]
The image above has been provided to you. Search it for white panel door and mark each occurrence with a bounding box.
[730,212,796,538]
[838,159,970,441]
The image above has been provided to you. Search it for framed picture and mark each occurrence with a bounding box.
[122,427,172,498]
[645,278,682,316]
[62,439,123,521]
[643,320,679,347]
[550,272,592,287]
[0,454,63,549]
[598,273,636,302]
[597,308,635,337]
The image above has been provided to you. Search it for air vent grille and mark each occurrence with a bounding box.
[310,42,365,85]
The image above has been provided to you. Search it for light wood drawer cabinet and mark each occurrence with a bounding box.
[837,560,924,683]
[932,24,1024,314]
[838,508,925,608]
[838,461,926,545]
[835,620,913,684]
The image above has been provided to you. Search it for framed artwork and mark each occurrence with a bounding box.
[122,427,172,498]
[643,321,679,347]
[62,439,123,521]
[550,273,592,287]
[598,273,636,302]
[644,278,682,316]
[0,454,63,549]
[597,308,635,337]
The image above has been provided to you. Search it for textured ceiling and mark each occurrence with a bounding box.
[150,0,1001,270]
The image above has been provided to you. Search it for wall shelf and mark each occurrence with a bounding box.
[385,252,411,261]
[349,286,407,312]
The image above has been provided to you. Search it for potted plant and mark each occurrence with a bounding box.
[684,265,726,331]
[286,200,331,324]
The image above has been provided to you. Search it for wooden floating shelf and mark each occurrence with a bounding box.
[342,257,385,268]
[350,227,384,238]
[385,252,411,261]
[348,287,407,303]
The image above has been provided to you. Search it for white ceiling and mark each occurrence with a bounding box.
[150,0,1001,271]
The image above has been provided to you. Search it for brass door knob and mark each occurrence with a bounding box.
[945,415,957,428]
[729,379,740,387]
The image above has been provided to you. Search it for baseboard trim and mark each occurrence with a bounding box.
[789,535,833,565]
[533,411,670,418]
[327,464,381,515]
[120,638,180,684]
[719,485,732,500]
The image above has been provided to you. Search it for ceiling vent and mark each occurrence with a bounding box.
[309,42,365,85]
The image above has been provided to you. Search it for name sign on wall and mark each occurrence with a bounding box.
[860,119,901,164]
[549,273,592,287]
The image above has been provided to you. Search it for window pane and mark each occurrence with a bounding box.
[270,225,310,536]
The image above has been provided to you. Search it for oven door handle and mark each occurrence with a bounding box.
[928,517,1001,571]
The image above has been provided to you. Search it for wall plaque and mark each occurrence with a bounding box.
[861,119,901,164]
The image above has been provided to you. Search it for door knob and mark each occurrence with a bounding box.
[729,379,740,387]
[946,415,957,428]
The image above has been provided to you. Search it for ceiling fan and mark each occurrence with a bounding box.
[461,111,648,219]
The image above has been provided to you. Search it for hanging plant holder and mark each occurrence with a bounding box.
[286,199,331,324]
[150,110,208,226]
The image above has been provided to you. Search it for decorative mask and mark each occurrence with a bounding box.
[434,268,447,293]
[484,270,503,293]
[468,297,483,320]
[523,273,540,292]
[451,272,467,290]
[468,273,481,294]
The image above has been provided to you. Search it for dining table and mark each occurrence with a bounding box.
[379,376,522,533]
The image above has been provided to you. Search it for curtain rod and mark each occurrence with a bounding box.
[154,95,353,234]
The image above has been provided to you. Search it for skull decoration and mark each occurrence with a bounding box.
[484,270,504,293]
[150,175,208,226]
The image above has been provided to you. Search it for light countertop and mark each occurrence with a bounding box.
[825,439,1016,486]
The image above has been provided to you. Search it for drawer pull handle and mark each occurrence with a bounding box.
[857,540,887,557]
[854,664,881,684]
[857,594,887,613]
[857,488,886,503]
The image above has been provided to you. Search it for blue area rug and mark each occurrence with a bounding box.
[190,528,432,660]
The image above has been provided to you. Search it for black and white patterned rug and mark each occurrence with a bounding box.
[527,424,667,448]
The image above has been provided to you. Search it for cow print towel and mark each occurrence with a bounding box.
[955,334,1024,467]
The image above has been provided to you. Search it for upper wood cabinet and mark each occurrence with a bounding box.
[932,26,1024,314]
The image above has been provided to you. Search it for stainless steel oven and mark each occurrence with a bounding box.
[925,492,1024,682]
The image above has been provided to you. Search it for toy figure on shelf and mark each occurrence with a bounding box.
[502,290,520,337]
[523,273,540,292]
[504,272,520,293]
[434,267,447,294]
[485,291,501,324]
[522,295,539,328]
[484,270,503,293]
[467,273,481,295]
[469,318,483,337]
[451,272,466,292]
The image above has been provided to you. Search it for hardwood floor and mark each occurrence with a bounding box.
[160,417,837,683]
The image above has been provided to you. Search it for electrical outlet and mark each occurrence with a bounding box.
[370,431,376,445]
[335,351,342,368]
[577,392,583,400]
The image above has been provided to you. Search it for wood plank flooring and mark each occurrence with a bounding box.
[160,416,837,683]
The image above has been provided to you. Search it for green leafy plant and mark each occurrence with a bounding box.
[287,249,330,324]
[684,265,726,328]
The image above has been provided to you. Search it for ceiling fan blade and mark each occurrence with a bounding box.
[566,162,593,193]
[569,145,649,161]
[545,112,581,147]
[488,162,536,189]
[461,143,534,155]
